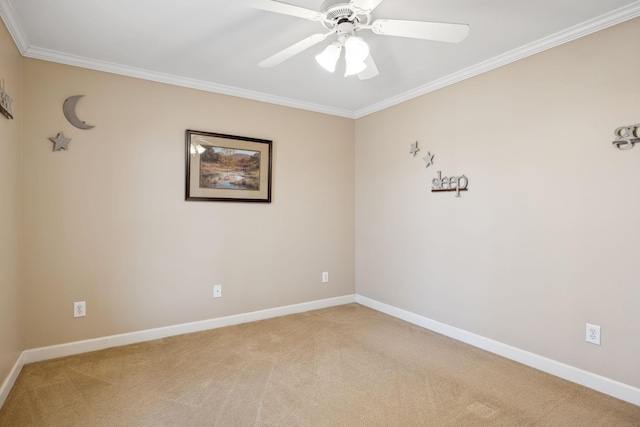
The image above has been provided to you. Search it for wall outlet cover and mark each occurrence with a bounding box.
[586,323,601,345]
[74,301,86,318]
[213,285,222,298]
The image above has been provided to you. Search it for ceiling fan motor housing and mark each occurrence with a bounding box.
[319,0,371,29]
[320,0,351,12]
[336,20,356,38]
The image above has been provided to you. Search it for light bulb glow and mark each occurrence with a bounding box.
[344,36,369,76]
[344,60,367,76]
[344,36,369,62]
[315,42,342,73]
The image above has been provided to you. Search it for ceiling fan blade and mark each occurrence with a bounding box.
[372,19,469,43]
[351,0,384,13]
[245,0,322,21]
[358,54,379,80]
[259,33,330,68]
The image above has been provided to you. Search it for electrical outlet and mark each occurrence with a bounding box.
[586,323,601,345]
[322,272,329,283]
[74,301,86,318]
[213,285,222,298]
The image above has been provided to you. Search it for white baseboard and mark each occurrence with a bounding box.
[355,294,640,407]
[21,294,355,365]
[1,294,355,409]
[5,293,637,409]
[0,352,24,410]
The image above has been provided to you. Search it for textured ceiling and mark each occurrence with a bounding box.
[1,0,639,117]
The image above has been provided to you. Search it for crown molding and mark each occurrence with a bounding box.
[0,0,29,54]
[353,1,640,118]
[3,1,639,120]
[22,46,355,119]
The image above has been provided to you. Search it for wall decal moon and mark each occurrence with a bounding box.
[63,95,95,130]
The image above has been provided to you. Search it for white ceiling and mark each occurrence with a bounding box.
[1,0,639,118]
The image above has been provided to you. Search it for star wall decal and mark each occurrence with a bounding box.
[49,132,71,151]
[423,151,434,168]
[409,141,420,156]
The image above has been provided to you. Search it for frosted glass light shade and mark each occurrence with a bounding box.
[344,60,367,76]
[344,36,369,62]
[315,43,342,73]
[344,36,369,76]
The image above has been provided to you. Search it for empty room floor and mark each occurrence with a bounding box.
[1,304,639,426]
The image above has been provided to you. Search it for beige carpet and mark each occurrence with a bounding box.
[1,304,638,426]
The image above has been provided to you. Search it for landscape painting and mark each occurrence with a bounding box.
[185,130,272,203]
[199,146,261,190]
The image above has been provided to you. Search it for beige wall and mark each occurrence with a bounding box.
[22,60,355,348]
[0,21,23,382]
[4,10,639,397]
[355,18,640,388]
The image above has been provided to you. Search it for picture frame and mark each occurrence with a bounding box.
[185,130,272,203]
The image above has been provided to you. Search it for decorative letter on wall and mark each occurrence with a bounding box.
[431,171,469,197]
[612,124,639,150]
[0,79,13,120]
[406,139,469,197]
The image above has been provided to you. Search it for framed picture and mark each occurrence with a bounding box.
[185,130,272,202]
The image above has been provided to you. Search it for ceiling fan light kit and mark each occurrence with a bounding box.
[315,42,342,72]
[343,36,369,76]
[315,19,371,77]
[247,0,469,80]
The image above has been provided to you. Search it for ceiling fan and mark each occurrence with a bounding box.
[245,0,470,80]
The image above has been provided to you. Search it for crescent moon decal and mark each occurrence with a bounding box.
[63,95,95,130]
